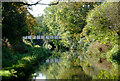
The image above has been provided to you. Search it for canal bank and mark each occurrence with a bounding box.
[1,46,52,81]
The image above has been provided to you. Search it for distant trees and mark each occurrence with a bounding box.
[35,15,45,35]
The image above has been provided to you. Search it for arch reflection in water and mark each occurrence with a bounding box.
[46,58,62,63]
[33,72,46,81]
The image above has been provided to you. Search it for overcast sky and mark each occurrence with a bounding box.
[26,0,55,17]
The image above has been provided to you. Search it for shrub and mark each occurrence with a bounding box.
[82,2,119,45]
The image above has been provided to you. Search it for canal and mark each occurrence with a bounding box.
[31,50,92,80]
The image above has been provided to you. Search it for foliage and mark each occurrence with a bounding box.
[80,2,120,79]
[93,69,118,79]
[2,1,120,80]
[42,2,98,47]
[34,15,44,35]
[2,2,37,46]
[82,2,119,45]
[1,46,52,80]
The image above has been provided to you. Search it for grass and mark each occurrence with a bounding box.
[1,45,52,81]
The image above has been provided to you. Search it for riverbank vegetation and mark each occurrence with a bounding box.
[39,1,120,79]
[2,45,52,81]
[1,1,120,80]
[1,2,52,81]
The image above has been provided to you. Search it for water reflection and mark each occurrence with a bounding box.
[32,58,62,80]
[32,56,92,80]
[46,58,62,63]
[33,72,46,81]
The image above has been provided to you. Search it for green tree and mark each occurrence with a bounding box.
[80,2,120,79]
[42,2,99,47]
[2,2,37,45]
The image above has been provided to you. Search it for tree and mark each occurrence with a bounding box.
[80,2,120,79]
[42,2,99,47]
[35,15,45,35]
[2,2,37,46]
[20,0,59,6]
[82,2,120,45]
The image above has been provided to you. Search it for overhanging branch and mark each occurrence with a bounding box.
[20,0,59,6]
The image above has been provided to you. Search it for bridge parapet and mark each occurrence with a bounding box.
[23,35,62,39]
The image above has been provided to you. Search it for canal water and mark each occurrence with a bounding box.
[32,58,63,80]
[32,56,92,81]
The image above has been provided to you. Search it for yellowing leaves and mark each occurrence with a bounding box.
[25,15,37,36]
[72,27,77,31]
[70,33,77,38]
[28,32,30,34]
[31,33,34,38]
[70,34,74,37]
[58,21,62,24]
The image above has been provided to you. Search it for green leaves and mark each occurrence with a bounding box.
[2,2,37,45]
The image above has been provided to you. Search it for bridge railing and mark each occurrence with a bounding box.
[23,35,62,39]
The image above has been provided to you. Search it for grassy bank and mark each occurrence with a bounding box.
[1,46,52,81]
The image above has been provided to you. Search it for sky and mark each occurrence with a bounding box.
[26,0,55,17]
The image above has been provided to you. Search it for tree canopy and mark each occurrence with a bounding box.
[2,2,37,45]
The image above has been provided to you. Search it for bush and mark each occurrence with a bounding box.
[82,2,119,45]
[80,2,120,79]
[1,46,52,81]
